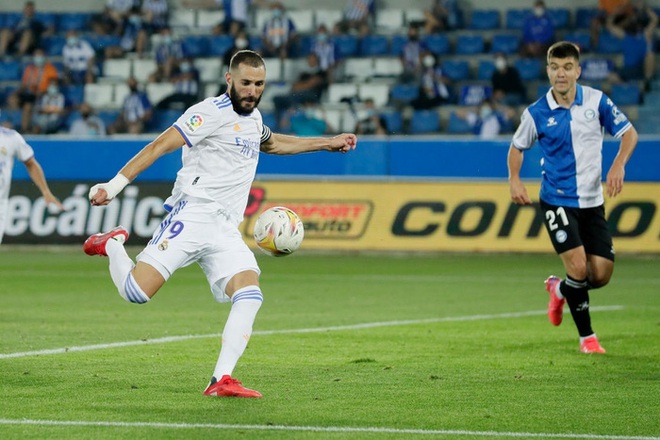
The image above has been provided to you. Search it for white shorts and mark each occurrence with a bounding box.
[137,199,260,303]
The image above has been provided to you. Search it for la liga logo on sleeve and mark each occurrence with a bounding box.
[184,114,204,133]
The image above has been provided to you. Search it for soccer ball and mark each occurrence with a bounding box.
[253,206,304,257]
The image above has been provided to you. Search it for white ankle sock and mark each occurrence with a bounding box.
[212,286,263,378]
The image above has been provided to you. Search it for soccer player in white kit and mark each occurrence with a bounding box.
[507,42,638,354]
[0,126,64,243]
[83,50,357,397]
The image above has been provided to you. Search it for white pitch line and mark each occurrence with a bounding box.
[0,419,656,440]
[0,306,625,360]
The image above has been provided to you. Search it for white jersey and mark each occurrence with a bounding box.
[170,93,272,226]
[0,127,34,202]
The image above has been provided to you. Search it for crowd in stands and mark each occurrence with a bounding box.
[0,0,657,138]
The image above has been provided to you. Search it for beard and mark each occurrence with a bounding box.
[229,83,261,115]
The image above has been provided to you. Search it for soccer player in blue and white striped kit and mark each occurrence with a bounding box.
[507,41,639,354]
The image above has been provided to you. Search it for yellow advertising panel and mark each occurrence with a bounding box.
[243,181,660,253]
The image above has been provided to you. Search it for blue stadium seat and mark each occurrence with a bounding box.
[57,13,93,32]
[64,110,81,130]
[477,60,496,81]
[469,10,500,30]
[295,34,314,57]
[441,60,470,81]
[209,35,234,56]
[409,109,440,134]
[548,8,570,29]
[459,84,492,105]
[380,111,403,134]
[490,33,519,54]
[261,110,278,130]
[359,35,389,56]
[334,34,359,58]
[182,35,211,58]
[596,31,622,54]
[447,111,473,134]
[62,84,85,107]
[563,32,591,52]
[514,58,542,81]
[0,60,22,81]
[576,8,598,29]
[389,34,407,55]
[610,83,641,106]
[0,109,21,128]
[97,110,120,128]
[86,34,121,52]
[41,35,66,56]
[455,34,485,55]
[422,34,450,55]
[536,84,550,98]
[34,12,57,31]
[147,109,180,133]
[390,83,419,104]
[249,35,263,53]
[505,9,528,30]
[0,12,21,29]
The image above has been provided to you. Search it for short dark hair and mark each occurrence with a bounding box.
[547,41,580,62]
[229,50,265,71]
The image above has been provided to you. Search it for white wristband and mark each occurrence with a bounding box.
[89,174,130,201]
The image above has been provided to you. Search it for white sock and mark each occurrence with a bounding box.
[212,285,263,379]
[106,239,150,304]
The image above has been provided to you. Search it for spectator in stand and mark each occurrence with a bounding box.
[149,27,186,83]
[108,77,152,135]
[69,102,107,137]
[424,0,459,33]
[141,0,170,34]
[9,48,59,133]
[338,0,375,36]
[156,58,201,110]
[0,1,53,57]
[591,0,630,48]
[606,0,657,91]
[411,53,452,109]
[580,57,622,84]
[223,29,251,70]
[521,0,555,58]
[272,52,329,119]
[454,98,514,139]
[310,24,338,81]
[31,80,66,134]
[355,98,387,135]
[92,0,139,36]
[399,24,429,84]
[491,53,527,106]
[105,6,148,58]
[260,2,298,60]
[62,30,97,85]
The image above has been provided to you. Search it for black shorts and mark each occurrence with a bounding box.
[540,200,615,261]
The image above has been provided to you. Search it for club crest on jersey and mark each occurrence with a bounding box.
[584,109,596,120]
[184,114,204,133]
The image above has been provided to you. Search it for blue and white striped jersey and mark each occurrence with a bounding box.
[512,84,632,208]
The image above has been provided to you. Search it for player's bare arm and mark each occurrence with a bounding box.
[507,145,532,205]
[23,157,65,211]
[90,127,185,206]
[606,125,639,198]
[260,133,357,155]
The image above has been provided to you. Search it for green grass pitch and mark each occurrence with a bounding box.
[0,247,658,440]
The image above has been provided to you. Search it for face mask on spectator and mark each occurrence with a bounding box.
[495,57,507,71]
[180,62,191,73]
[163,35,173,45]
[480,106,493,119]
[67,36,79,45]
[33,55,45,66]
[129,15,141,26]
[317,33,328,43]
[272,9,283,18]
[422,55,435,68]
[235,38,248,49]
[534,6,544,17]
[47,85,58,95]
